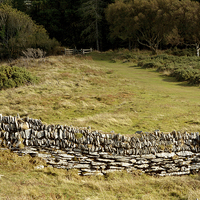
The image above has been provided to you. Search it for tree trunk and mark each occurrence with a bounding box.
[95,0,99,51]
[96,18,99,51]
[196,43,199,57]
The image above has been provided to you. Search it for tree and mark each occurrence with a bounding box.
[175,0,200,56]
[79,0,106,51]
[0,4,59,58]
[28,0,82,48]
[106,0,182,54]
[12,0,26,12]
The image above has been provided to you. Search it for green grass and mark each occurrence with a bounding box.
[1,51,200,135]
[1,50,200,199]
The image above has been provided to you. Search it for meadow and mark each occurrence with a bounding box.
[0,49,200,199]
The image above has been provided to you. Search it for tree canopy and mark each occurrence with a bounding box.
[1,0,200,54]
[106,0,200,54]
[0,4,59,58]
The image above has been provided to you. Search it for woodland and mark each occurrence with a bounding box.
[1,0,200,57]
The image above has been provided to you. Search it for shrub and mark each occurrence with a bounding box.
[157,64,175,74]
[137,61,144,67]
[165,47,196,57]
[0,65,38,90]
[142,62,162,69]
[188,73,200,85]
[172,67,199,82]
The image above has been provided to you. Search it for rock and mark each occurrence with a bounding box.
[107,166,125,170]
[73,164,91,169]
[134,164,149,169]
[141,154,156,159]
[156,152,175,158]
[167,167,180,172]
[91,161,106,166]
[114,157,130,162]
[82,172,103,176]
[151,158,163,163]
[130,159,137,163]
[176,151,194,157]
[150,166,165,171]
[35,165,44,170]
[118,163,133,167]
[136,159,149,164]
[96,158,115,163]
[190,164,200,170]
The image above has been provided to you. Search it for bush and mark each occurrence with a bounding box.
[140,62,162,69]
[0,66,39,90]
[188,72,200,85]
[165,47,196,57]
[157,64,175,73]
[172,67,199,82]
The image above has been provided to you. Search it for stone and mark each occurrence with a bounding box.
[167,167,180,172]
[107,166,125,170]
[190,164,200,170]
[180,166,190,172]
[141,154,156,159]
[35,165,44,170]
[130,159,137,163]
[156,152,175,158]
[150,166,165,171]
[136,159,149,164]
[82,172,103,176]
[126,167,138,173]
[96,158,115,163]
[114,157,130,162]
[91,161,106,166]
[176,151,194,157]
[118,163,133,167]
[134,164,149,169]
[151,158,163,163]
[73,164,90,169]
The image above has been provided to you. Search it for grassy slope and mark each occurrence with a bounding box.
[1,51,200,134]
[1,51,200,199]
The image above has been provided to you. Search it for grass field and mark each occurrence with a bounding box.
[1,50,200,199]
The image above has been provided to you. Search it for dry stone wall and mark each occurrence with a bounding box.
[0,114,200,176]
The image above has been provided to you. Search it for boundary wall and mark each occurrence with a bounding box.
[0,114,200,176]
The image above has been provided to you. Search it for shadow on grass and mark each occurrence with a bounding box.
[128,65,138,68]
[159,74,199,88]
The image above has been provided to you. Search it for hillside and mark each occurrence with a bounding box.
[0,50,200,199]
[1,50,200,134]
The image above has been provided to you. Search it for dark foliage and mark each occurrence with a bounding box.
[0,66,38,90]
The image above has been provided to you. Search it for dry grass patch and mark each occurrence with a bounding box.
[1,150,200,199]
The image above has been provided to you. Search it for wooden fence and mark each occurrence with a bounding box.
[64,48,93,55]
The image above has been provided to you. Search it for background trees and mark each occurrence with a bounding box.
[0,4,59,58]
[106,0,200,54]
[1,0,200,55]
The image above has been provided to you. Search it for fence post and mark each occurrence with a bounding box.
[90,48,92,53]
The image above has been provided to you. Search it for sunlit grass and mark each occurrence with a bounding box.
[1,52,200,134]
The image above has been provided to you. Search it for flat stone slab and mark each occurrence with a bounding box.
[141,154,156,159]
[91,161,106,166]
[73,164,90,169]
[134,164,149,169]
[156,152,175,158]
[176,151,194,157]
[96,158,115,163]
